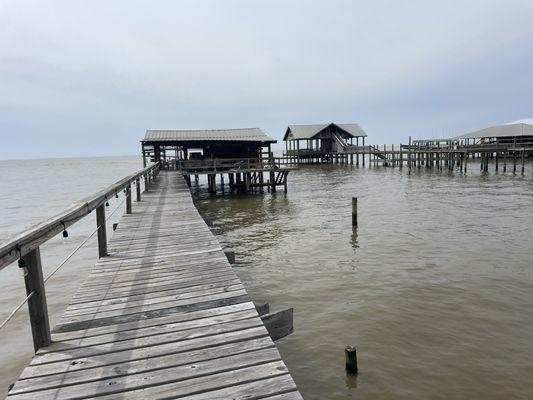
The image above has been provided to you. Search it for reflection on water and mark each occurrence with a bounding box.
[195,163,533,400]
[0,158,532,399]
[350,229,359,251]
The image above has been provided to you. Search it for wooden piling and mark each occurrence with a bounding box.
[22,247,51,352]
[408,136,412,174]
[352,197,358,228]
[345,346,358,374]
[126,184,132,214]
[136,178,141,201]
[96,204,107,258]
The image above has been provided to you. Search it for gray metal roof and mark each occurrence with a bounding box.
[454,119,533,139]
[143,128,276,143]
[283,123,367,140]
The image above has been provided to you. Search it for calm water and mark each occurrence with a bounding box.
[193,163,533,400]
[0,157,532,399]
[0,156,142,396]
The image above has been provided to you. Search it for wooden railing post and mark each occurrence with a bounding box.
[136,178,141,201]
[22,247,51,352]
[96,204,108,258]
[126,184,132,214]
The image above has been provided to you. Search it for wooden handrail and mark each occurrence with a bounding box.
[0,163,159,270]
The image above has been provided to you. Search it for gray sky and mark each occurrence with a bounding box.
[1,0,532,159]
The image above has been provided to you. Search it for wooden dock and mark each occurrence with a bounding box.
[7,170,302,399]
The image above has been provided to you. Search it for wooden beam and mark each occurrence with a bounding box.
[22,247,51,352]
[261,308,294,341]
[96,205,108,258]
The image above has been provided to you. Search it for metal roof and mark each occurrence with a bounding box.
[454,119,533,139]
[283,123,367,140]
[143,128,276,143]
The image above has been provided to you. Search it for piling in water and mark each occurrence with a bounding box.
[352,197,358,228]
[345,346,358,374]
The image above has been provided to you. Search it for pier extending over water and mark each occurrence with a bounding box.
[1,166,302,399]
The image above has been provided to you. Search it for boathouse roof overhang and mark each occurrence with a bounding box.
[142,128,277,145]
[453,119,533,140]
[283,123,367,141]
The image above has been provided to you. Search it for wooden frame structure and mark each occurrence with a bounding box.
[283,123,368,164]
[141,128,296,194]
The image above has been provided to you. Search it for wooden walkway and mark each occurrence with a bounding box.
[8,171,302,400]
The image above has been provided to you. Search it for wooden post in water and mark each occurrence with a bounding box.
[352,197,358,228]
[521,150,525,174]
[345,346,358,374]
[22,247,51,352]
[362,137,365,167]
[136,178,141,201]
[126,184,132,214]
[96,204,108,258]
[408,136,412,174]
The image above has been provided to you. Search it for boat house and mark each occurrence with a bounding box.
[141,128,292,193]
[283,123,368,163]
[141,128,277,167]
[453,119,533,150]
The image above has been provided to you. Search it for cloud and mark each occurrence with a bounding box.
[0,0,532,158]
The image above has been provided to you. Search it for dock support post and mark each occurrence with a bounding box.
[229,173,235,192]
[126,184,132,214]
[22,247,51,352]
[96,204,108,258]
[408,136,412,174]
[521,150,525,174]
[345,346,358,374]
[245,173,250,192]
[136,178,141,201]
[503,152,507,172]
[224,251,235,264]
[352,197,358,228]
[270,171,276,193]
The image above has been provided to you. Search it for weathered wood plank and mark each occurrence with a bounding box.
[9,171,301,399]
[13,337,276,393]
[21,327,270,379]
[10,348,282,399]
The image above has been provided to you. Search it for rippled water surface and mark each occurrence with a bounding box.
[194,163,533,400]
[1,157,532,400]
[0,156,142,396]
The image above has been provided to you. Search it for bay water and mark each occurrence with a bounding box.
[1,157,532,399]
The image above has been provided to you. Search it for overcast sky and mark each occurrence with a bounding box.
[1,0,532,159]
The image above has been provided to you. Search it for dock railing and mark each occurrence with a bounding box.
[0,162,160,352]
[177,157,298,173]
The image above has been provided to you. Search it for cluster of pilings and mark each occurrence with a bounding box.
[183,170,289,194]
[281,142,532,175]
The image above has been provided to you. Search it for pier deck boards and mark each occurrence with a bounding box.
[8,171,302,400]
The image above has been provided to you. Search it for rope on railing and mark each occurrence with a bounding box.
[0,196,127,331]
[0,291,35,331]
